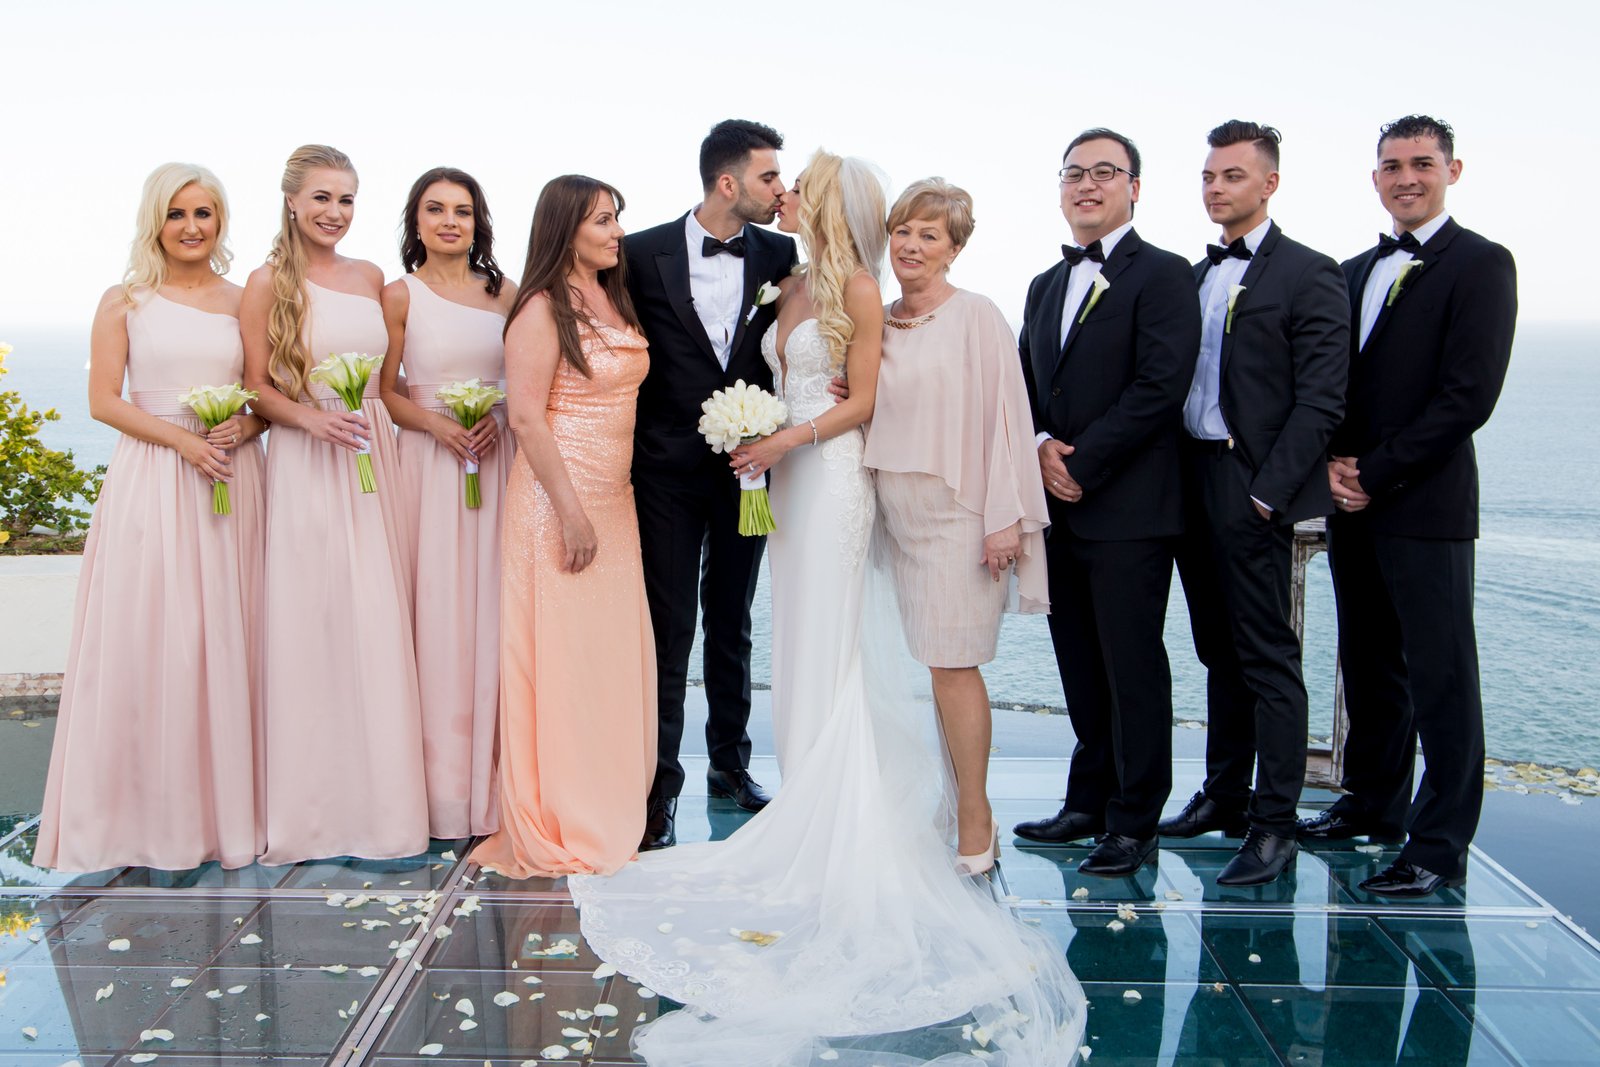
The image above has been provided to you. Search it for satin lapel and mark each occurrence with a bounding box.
[656,244,718,365]
[1364,224,1448,351]
[1031,263,1071,409]
[1056,231,1139,372]
[725,232,764,361]
[1219,223,1277,379]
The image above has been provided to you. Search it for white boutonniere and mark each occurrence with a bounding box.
[1225,284,1247,333]
[1077,275,1111,324]
[743,281,781,325]
[1386,260,1423,307]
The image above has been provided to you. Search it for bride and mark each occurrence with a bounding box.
[568,151,1086,1067]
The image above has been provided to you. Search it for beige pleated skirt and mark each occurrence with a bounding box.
[876,469,1008,668]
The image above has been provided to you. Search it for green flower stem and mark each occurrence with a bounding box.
[356,452,377,494]
[739,487,776,536]
[213,480,231,516]
[465,472,481,510]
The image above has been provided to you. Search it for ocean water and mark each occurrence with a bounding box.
[4,323,1597,767]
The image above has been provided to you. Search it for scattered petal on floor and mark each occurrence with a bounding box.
[20,1026,38,1040]
[227,985,247,995]
[418,1043,443,1056]
[322,964,349,974]
[1355,844,1384,854]
[441,850,457,862]
[493,991,519,1007]
[358,966,382,978]
[819,1052,839,1062]
[1122,989,1142,1003]
[239,933,263,946]
[205,990,223,1000]
[139,1028,175,1041]
[1106,920,1125,933]
[1248,953,1262,964]
[169,978,192,988]
[95,983,115,1001]
[657,922,674,933]
[107,938,131,952]
[593,962,617,979]
[523,975,543,985]
[1079,1046,1093,1060]
[1164,890,1184,901]
[540,1045,570,1059]
[432,926,452,939]
[1071,887,1090,900]
[561,1027,586,1038]
[637,987,657,999]
[255,1014,270,1023]
[128,1056,159,1065]
[456,998,475,1016]
[459,1019,478,1031]
[593,1003,619,1017]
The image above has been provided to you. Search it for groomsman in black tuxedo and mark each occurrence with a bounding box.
[627,120,798,849]
[1014,128,1202,876]
[1299,116,1516,896]
[1163,121,1349,885]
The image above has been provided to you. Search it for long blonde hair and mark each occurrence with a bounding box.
[267,144,356,400]
[797,150,887,370]
[121,163,233,304]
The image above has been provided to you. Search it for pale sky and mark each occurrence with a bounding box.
[3,0,1595,340]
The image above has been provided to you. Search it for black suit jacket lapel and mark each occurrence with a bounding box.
[1218,222,1278,379]
[1360,218,1458,352]
[1030,261,1071,410]
[725,227,765,363]
[655,214,719,365]
[1056,228,1141,374]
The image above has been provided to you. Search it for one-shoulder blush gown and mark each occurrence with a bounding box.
[472,320,657,879]
[35,292,266,872]
[258,280,428,865]
[395,275,511,838]
[569,319,1087,1067]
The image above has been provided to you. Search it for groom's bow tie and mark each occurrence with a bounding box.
[1375,231,1422,258]
[1060,240,1105,267]
[1206,237,1253,265]
[702,235,747,258]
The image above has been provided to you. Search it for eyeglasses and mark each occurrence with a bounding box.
[1058,163,1138,184]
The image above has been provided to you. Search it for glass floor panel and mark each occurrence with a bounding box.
[3,768,1597,1066]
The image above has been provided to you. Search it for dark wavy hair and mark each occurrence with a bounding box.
[699,119,785,192]
[504,175,639,378]
[399,166,505,296]
[1379,115,1455,161]
[1207,119,1282,170]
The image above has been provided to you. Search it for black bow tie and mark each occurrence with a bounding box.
[1061,240,1105,267]
[1375,231,1422,258]
[1205,237,1253,266]
[702,234,747,258]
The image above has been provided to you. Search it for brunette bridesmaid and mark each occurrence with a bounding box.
[472,175,656,878]
[36,163,265,872]
[381,168,517,838]
[241,144,428,864]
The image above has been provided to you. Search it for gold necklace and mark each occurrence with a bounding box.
[886,290,952,330]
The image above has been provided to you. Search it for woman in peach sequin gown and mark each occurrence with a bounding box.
[36,164,265,872]
[473,175,656,879]
[382,168,518,839]
[242,145,428,864]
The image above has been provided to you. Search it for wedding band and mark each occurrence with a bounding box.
[1341,496,1349,505]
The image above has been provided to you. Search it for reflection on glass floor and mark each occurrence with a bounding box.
[2,761,1598,1066]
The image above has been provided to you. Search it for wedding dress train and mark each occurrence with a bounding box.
[569,319,1085,1066]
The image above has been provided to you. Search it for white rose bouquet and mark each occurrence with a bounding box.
[435,379,507,509]
[177,382,259,514]
[698,379,788,536]
[309,352,384,494]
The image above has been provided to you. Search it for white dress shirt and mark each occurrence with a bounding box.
[1184,217,1271,440]
[1036,220,1135,446]
[685,209,747,369]
[1358,212,1449,350]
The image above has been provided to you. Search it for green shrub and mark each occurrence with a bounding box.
[0,342,105,547]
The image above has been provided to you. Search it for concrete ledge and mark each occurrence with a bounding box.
[0,554,80,676]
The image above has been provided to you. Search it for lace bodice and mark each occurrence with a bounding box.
[761,318,837,424]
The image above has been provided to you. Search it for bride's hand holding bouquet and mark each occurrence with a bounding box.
[699,380,789,536]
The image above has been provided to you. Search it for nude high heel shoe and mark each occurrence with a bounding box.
[956,819,1001,876]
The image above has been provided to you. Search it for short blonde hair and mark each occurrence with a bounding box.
[122,163,233,304]
[886,177,975,249]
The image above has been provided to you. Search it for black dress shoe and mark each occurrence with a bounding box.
[1157,791,1249,839]
[1216,828,1299,886]
[1012,806,1105,845]
[1078,834,1157,877]
[706,768,770,813]
[640,796,677,852]
[1296,807,1404,843]
[1359,860,1465,897]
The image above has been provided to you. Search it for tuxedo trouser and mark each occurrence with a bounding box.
[1174,445,1309,835]
[1327,519,1483,879]
[634,462,764,800]
[1046,529,1175,838]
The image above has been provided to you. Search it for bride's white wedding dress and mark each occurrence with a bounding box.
[568,320,1086,1066]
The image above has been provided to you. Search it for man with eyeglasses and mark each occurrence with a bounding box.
[1302,115,1517,897]
[1015,128,1201,877]
[1163,120,1348,886]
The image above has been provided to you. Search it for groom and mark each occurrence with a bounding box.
[628,119,798,849]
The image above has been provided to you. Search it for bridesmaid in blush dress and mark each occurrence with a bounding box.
[381,168,517,839]
[472,175,656,879]
[36,163,266,872]
[241,144,428,865]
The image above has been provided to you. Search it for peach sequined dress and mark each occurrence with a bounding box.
[473,320,656,878]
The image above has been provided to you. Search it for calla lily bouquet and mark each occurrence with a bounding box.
[309,352,384,493]
[698,379,788,536]
[436,378,506,509]
[178,382,258,514]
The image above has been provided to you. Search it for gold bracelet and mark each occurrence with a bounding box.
[809,419,819,446]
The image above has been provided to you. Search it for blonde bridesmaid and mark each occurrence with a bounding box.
[241,144,428,864]
[472,175,656,878]
[381,168,517,838]
[36,163,265,872]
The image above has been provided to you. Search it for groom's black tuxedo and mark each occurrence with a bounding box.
[1174,221,1349,836]
[1019,228,1201,839]
[1326,217,1515,879]
[626,213,797,802]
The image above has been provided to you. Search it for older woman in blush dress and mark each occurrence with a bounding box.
[863,177,1050,875]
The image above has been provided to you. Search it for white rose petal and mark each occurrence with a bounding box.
[455,998,475,1016]
[593,962,617,979]
[255,1014,270,1022]
[1071,887,1090,900]
[169,978,192,988]
[141,1028,176,1043]
[593,1003,619,1017]
[493,992,519,1007]
[129,1056,159,1065]
[1248,953,1262,964]
[96,983,116,1001]
[239,933,263,946]
[523,975,543,985]
[227,985,247,995]
[107,938,131,952]
[21,1026,39,1040]
[432,926,452,939]
[205,990,223,1000]
[458,1019,478,1031]
[1080,1045,1094,1060]
[1122,989,1143,1003]
[657,922,674,933]
[441,850,457,862]
[1164,890,1184,901]
[321,964,349,974]
[1106,920,1125,932]
[358,966,381,977]
[561,1027,587,1038]
[418,1043,443,1056]
[637,987,657,999]
[820,1052,840,1062]
[540,1045,571,1059]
